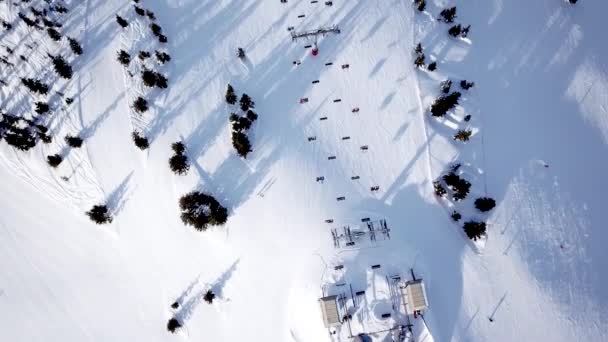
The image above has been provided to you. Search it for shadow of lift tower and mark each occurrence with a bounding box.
[291,25,341,56]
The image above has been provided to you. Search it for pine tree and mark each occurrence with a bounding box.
[225,84,237,105]
[154,72,168,89]
[204,290,215,304]
[475,197,496,212]
[132,131,149,150]
[18,13,39,28]
[155,50,171,64]
[167,318,181,333]
[35,102,50,114]
[460,80,475,90]
[414,54,425,68]
[433,180,447,197]
[427,61,437,71]
[65,135,83,148]
[134,5,145,16]
[86,204,113,224]
[440,79,452,94]
[232,131,252,158]
[116,15,129,28]
[179,191,228,231]
[146,10,156,20]
[430,92,461,117]
[463,221,486,240]
[414,0,426,12]
[142,69,157,87]
[453,129,472,142]
[448,24,462,37]
[232,116,252,132]
[132,97,148,113]
[21,78,49,95]
[172,141,185,155]
[239,94,254,111]
[464,114,471,122]
[237,47,245,59]
[414,42,423,55]
[1,20,12,30]
[246,110,258,122]
[150,23,162,36]
[47,27,62,41]
[158,34,168,43]
[68,37,83,55]
[569,0,577,4]
[49,54,73,79]
[138,50,151,60]
[440,7,457,23]
[461,25,471,38]
[451,211,462,222]
[117,50,131,66]
[169,154,189,175]
[47,154,62,167]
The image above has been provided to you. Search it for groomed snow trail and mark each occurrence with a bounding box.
[1,1,607,342]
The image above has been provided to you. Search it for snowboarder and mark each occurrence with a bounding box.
[341,63,350,69]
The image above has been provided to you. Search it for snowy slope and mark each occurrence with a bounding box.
[1,0,607,341]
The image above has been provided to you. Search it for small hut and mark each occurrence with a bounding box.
[402,279,429,315]
[319,295,340,327]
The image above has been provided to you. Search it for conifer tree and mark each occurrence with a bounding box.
[414,54,425,68]
[453,129,472,142]
[179,191,228,231]
[414,42,423,55]
[225,84,237,105]
[427,61,437,71]
[414,0,426,11]
[134,5,145,16]
[440,7,457,23]
[68,37,83,55]
[65,135,83,148]
[86,204,113,224]
[117,50,131,66]
[35,102,50,114]
[47,154,63,167]
[239,93,254,111]
[448,24,462,37]
[475,197,496,212]
[463,221,486,240]
[232,131,252,158]
[132,131,149,150]
[155,50,171,64]
[451,211,462,222]
[47,27,62,41]
[132,97,149,113]
[116,15,129,28]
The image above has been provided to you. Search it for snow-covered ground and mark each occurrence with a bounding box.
[1,0,607,341]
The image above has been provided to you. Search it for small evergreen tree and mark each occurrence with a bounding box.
[232,131,252,158]
[204,290,215,304]
[172,141,185,155]
[430,92,461,117]
[18,13,38,28]
[138,50,151,60]
[132,97,148,113]
[232,116,252,132]
[47,154,62,167]
[132,131,149,150]
[461,25,471,38]
[21,78,49,95]
[433,180,447,197]
[229,113,239,123]
[427,61,437,71]
[49,54,73,79]
[68,37,83,55]
[47,27,62,41]
[158,34,168,43]
[448,24,462,37]
[169,154,189,175]
[65,135,83,148]
[460,80,475,90]
[225,84,237,105]
[150,23,162,36]
[35,102,50,114]
[117,50,131,66]
[116,15,129,28]
[463,221,486,240]
[167,318,181,333]
[179,191,228,231]
[86,204,113,224]
[569,0,577,4]
[414,42,423,55]
[440,79,452,94]
[414,54,425,68]
[454,129,472,142]
[154,72,168,89]
[414,0,426,11]
[239,94,254,111]
[155,50,171,64]
[142,69,157,87]
[475,197,496,212]
[246,110,258,122]
[464,114,471,122]
[451,211,462,222]
[134,5,145,16]
[440,7,457,23]
[237,47,245,59]
[146,10,156,20]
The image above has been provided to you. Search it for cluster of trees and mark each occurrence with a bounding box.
[115,5,172,151]
[413,43,436,71]
[440,7,457,23]
[179,191,228,231]
[0,113,50,151]
[226,85,258,158]
[448,24,471,38]
[430,91,461,117]
[169,142,190,175]
[48,54,73,79]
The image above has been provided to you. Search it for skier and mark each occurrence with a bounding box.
[352,107,360,113]
[300,97,309,104]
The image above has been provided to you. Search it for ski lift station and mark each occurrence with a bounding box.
[402,279,429,315]
[319,295,341,327]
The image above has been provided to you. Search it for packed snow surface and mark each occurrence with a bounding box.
[1,0,607,341]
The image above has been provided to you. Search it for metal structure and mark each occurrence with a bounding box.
[331,219,390,249]
[319,295,341,327]
[290,25,340,56]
